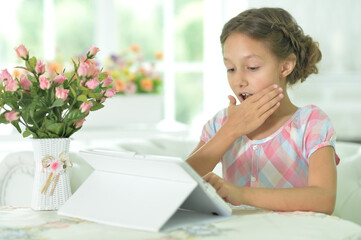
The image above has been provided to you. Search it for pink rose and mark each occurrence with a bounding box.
[101,76,113,87]
[87,63,100,78]
[4,79,19,91]
[74,118,86,128]
[80,101,93,113]
[35,60,46,74]
[19,74,32,90]
[77,62,89,76]
[85,78,99,90]
[55,87,69,101]
[53,73,67,86]
[0,69,13,82]
[14,44,29,59]
[105,86,117,98]
[88,46,100,57]
[4,110,19,123]
[39,76,51,90]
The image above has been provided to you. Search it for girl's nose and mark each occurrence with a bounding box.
[234,72,248,88]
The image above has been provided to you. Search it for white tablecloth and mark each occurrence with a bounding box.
[0,206,360,240]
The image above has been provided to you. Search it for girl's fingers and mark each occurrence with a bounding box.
[256,88,283,109]
[202,172,212,181]
[228,95,237,106]
[250,84,279,103]
[259,101,281,121]
[257,92,283,115]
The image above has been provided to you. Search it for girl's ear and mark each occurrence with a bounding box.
[280,54,296,78]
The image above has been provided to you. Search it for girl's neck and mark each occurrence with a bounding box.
[269,89,298,120]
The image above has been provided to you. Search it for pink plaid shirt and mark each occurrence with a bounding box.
[201,105,337,188]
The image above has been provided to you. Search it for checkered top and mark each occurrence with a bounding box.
[201,105,336,188]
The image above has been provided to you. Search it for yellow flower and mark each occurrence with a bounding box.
[110,70,120,79]
[128,73,136,81]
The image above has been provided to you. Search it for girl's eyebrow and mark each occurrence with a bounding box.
[224,54,263,62]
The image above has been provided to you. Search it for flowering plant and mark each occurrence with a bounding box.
[104,44,162,95]
[0,45,117,138]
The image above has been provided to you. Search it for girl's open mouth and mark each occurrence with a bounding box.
[239,93,252,101]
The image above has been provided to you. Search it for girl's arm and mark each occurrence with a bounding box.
[187,85,284,176]
[186,125,239,177]
[204,146,337,214]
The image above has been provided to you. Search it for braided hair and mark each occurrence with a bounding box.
[220,8,322,85]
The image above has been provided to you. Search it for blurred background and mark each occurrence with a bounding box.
[1,0,361,144]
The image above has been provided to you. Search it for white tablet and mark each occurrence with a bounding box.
[58,150,232,232]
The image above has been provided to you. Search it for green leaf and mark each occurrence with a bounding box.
[90,101,104,111]
[92,84,102,93]
[66,109,86,122]
[51,98,64,108]
[72,58,78,71]
[46,122,64,135]
[27,74,37,83]
[36,129,49,138]
[70,86,76,97]
[11,121,22,133]
[26,56,37,71]
[79,86,89,93]
[88,92,97,98]
[48,132,60,138]
[29,95,39,119]
[0,113,8,124]
[77,94,88,103]
[98,72,107,81]
[33,108,48,122]
[65,126,76,137]
[22,129,32,138]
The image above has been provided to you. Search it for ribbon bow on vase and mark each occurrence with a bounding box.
[41,152,72,196]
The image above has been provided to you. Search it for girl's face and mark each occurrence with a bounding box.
[223,33,284,103]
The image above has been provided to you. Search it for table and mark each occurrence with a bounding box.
[1,206,360,240]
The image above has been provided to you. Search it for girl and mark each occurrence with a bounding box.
[186,7,339,214]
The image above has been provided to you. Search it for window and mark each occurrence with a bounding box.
[0,0,205,135]
[54,0,95,60]
[3,0,358,140]
[0,0,44,67]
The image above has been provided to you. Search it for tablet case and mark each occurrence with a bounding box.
[58,150,232,232]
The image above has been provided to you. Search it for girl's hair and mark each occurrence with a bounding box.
[220,7,321,84]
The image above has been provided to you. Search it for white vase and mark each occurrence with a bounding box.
[31,138,72,210]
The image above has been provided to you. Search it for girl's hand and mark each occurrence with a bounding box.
[203,172,242,206]
[225,84,283,138]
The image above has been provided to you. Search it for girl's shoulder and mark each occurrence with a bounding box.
[298,104,330,120]
[294,104,333,128]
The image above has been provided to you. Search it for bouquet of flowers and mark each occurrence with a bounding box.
[104,44,162,95]
[0,44,117,138]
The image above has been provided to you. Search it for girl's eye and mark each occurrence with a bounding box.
[248,66,259,71]
[227,68,235,72]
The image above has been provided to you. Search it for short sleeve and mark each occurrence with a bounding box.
[304,106,336,159]
[200,108,227,143]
